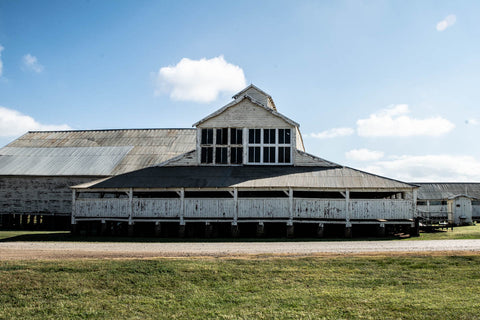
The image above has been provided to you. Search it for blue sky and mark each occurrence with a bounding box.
[0,0,479,181]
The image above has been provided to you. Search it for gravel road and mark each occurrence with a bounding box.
[1,239,480,260]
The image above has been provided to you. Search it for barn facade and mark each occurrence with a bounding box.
[0,129,196,229]
[416,183,480,226]
[71,85,419,237]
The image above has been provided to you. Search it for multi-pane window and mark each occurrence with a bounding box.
[247,128,292,164]
[200,128,243,165]
[201,127,292,165]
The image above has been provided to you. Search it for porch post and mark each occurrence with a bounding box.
[128,188,134,236]
[286,188,294,238]
[179,188,185,237]
[345,189,352,238]
[71,189,78,234]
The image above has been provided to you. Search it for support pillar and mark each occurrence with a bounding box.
[286,223,294,238]
[204,222,213,238]
[20,215,27,229]
[178,223,186,238]
[128,223,134,237]
[71,222,79,235]
[377,223,386,237]
[101,220,107,235]
[344,222,352,238]
[14,214,20,228]
[316,223,325,238]
[256,222,265,237]
[231,222,240,238]
[154,222,161,237]
[412,218,420,237]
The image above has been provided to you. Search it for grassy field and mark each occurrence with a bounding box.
[0,255,479,319]
[1,224,480,242]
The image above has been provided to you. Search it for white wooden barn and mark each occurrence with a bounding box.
[415,183,480,226]
[70,85,420,237]
[0,129,196,228]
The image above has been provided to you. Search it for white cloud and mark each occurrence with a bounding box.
[436,14,456,31]
[22,54,44,73]
[357,104,455,137]
[155,56,246,103]
[309,127,354,139]
[0,106,71,137]
[346,148,384,161]
[0,44,4,77]
[361,154,480,182]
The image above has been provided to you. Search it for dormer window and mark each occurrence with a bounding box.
[247,128,292,165]
[200,128,243,165]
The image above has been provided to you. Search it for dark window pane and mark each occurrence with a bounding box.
[264,147,275,163]
[201,129,213,144]
[201,147,213,163]
[279,129,291,144]
[248,147,260,163]
[264,129,275,144]
[216,128,228,145]
[278,147,291,163]
[249,129,260,144]
[231,147,243,164]
[231,128,242,145]
[215,147,228,164]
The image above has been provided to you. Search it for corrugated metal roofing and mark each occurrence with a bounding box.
[74,166,416,190]
[415,183,480,200]
[0,129,196,176]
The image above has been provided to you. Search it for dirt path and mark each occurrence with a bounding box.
[1,239,480,260]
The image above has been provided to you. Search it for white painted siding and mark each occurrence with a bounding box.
[294,199,346,219]
[295,127,305,152]
[184,199,235,218]
[133,199,181,218]
[349,200,412,220]
[75,199,129,218]
[238,199,289,218]
[198,100,292,129]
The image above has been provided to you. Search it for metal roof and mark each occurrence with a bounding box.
[0,129,196,176]
[73,166,416,190]
[415,183,480,200]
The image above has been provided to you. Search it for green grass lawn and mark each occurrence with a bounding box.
[0,255,479,319]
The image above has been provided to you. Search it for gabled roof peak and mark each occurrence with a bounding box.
[232,84,277,111]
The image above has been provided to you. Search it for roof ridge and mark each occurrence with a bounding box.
[26,128,195,133]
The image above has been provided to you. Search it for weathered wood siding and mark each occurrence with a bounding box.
[294,199,346,219]
[198,100,293,129]
[75,199,129,217]
[184,199,235,218]
[133,199,180,218]
[295,127,305,152]
[74,198,414,221]
[0,176,98,215]
[238,199,290,218]
[349,200,412,220]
